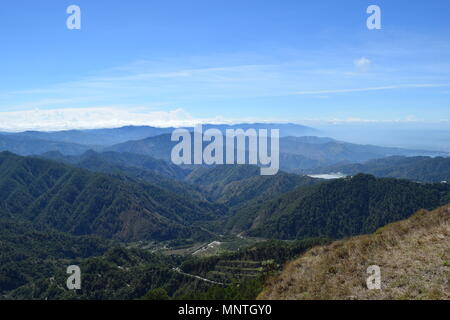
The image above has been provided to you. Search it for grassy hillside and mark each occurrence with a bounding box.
[259,205,449,300]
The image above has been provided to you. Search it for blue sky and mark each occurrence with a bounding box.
[1,0,450,131]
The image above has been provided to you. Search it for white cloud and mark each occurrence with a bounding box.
[0,107,293,132]
[0,107,198,132]
[0,106,444,132]
[354,57,371,72]
[325,116,420,124]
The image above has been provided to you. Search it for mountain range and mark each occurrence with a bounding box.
[306,155,450,182]
[0,123,317,146]
[106,132,447,171]
[226,173,450,239]
[1,123,450,300]
[0,152,223,241]
[3,151,449,244]
[2,124,447,173]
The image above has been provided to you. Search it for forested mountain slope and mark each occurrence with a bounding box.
[307,156,450,182]
[227,174,450,240]
[40,150,204,200]
[186,165,319,208]
[0,152,223,241]
[0,218,108,294]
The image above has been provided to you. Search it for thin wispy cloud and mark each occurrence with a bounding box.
[0,29,449,128]
[294,83,450,95]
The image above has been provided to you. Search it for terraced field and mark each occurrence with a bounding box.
[207,260,264,283]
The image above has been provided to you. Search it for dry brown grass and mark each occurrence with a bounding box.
[258,206,450,300]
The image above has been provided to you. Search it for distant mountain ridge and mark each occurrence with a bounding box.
[305,155,450,182]
[0,126,175,146]
[0,134,90,156]
[107,133,447,171]
[2,124,448,172]
[1,123,317,146]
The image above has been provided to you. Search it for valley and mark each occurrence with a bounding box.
[0,124,449,300]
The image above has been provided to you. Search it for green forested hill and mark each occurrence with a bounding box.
[228,174,450,239]
[0,219,108,294]
[185,165,319,208]
[40,150,205,200]
[307,156,450,182]
[7,247,191,300]
[6,238,330,300]
[212,171,318,208]
[0,152,222,241]
[42,150,189,180]
[2,150,450,300]
[186,165,261,187]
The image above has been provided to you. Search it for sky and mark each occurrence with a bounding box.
[1,0,450,131]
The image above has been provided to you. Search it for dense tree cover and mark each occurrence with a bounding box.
[177,278,265,300]
[180,238,331,277]
[6,247,204,300]
[0,219,108,294]
[0,152,222,241]
[186,165,261,188]
[228,174,450,239]
[185,165,320,209]
[1,149,450,300]
[306,156,450,183]
[42,150,190,180]
[141,288,170,300]
[4,238,327,300]
[41,150,206,200]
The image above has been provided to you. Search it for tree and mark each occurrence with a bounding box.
[141,288,170,300]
